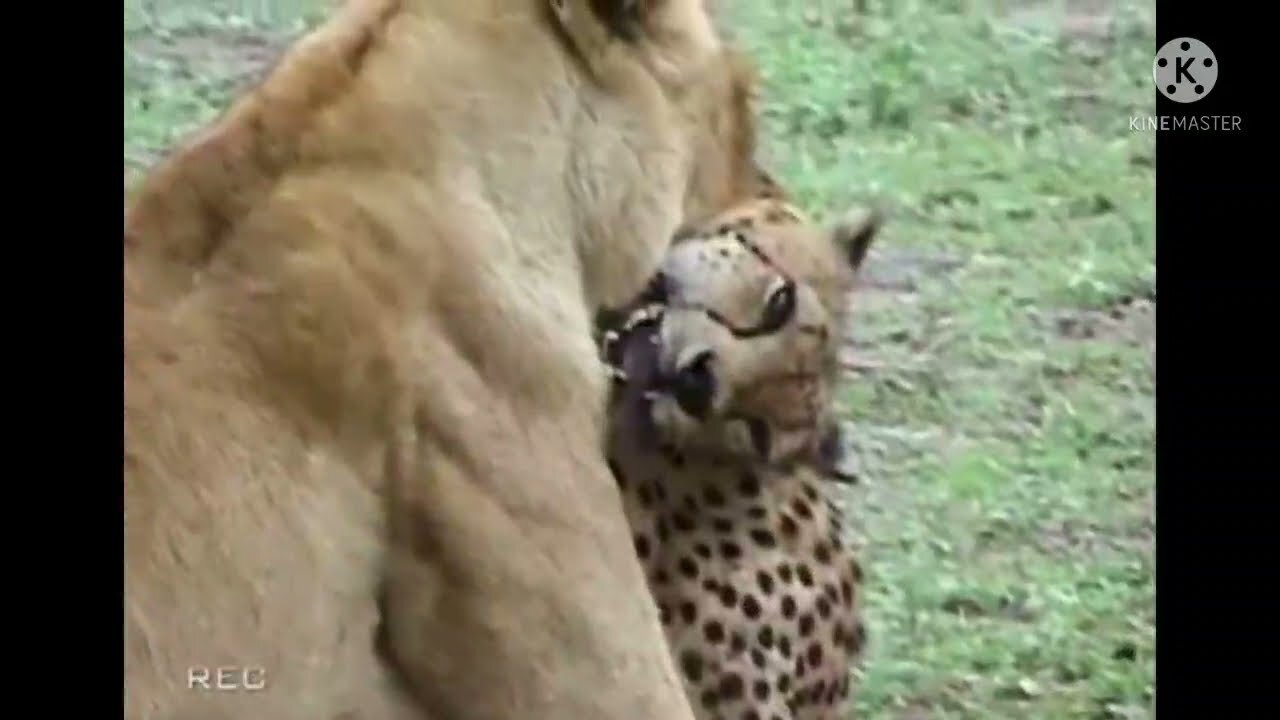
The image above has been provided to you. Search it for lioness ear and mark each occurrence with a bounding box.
[833,206,885,273]
[575,0,700,44]
[550,0,720,89]
[586,0,646,42]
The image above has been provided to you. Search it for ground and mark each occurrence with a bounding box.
[124,1,1155,718]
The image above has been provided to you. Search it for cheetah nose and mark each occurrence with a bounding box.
[671,349,716,420]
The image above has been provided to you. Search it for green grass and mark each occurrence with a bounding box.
[719,1,1154,718]
[125,1,1155,718]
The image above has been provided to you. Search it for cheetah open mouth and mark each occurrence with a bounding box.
[611,312,665,446]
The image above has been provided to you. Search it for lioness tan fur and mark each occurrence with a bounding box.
[124,1,775,718]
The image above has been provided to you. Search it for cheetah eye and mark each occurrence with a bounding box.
[759,281,797,334]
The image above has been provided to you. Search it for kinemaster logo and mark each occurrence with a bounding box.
[1130,36,1242,132]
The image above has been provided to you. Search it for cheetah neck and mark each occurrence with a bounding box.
[610,441,848,562]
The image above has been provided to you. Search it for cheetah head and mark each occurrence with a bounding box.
[602,198,883,473]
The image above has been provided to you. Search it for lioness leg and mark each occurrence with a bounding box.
[380,341,695,719]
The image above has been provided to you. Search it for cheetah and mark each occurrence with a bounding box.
[599,196,884,720]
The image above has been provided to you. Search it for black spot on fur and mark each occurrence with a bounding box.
[797,565,814,587]
[704,485,727,507]
[847,622,866,652]
[824,583,840,605]
[779,514,799,537]
[633,533,650,559]
[750,528,777,548]
[720,541,743,561]
[753,679,771,702]
[778,563,793,583]
[673,512,696,532]
[814,542,832,564]
[719,672,745,700]
[678,557,699,579]
[680,601,698,624]
[809,680,826,705]
[757,624,774,649]
[680,649,704,683]
[806,643,823,666]
[781,595,797,619]
[799,613,815,637]
[704,620,726,644]
[741,593,762,620]
[817,596,832,619]
[757,570,775,595]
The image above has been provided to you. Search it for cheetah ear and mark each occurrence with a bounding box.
[832,205,885,273]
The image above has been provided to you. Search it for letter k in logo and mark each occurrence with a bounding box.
[1176,56,1198,84]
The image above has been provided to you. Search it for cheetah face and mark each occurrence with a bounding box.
[603,202,883,471]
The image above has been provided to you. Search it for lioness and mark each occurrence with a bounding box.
[124,1,777,718]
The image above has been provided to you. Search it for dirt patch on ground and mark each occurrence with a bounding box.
[859,248,967,294]
[1050,293,1155,347]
